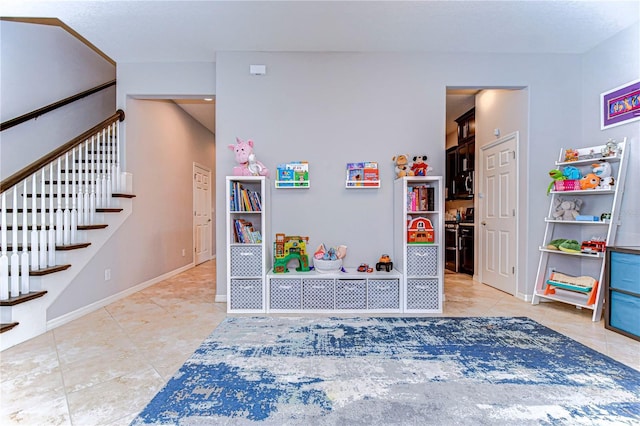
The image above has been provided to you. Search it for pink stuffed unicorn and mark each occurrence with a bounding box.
[228,137,269,177]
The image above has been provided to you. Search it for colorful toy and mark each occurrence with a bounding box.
[580,173,600,190]
[410,155,432,176]
[376,254,393,272]
[228,137,269,177]
[564,149,579,162]
[273,233,309,273]
[562,166,581,180]
[601,139,619,157]
[547,169,566,194]
[407,217,434,243]
[392,154,414,178]
[592,161,615,189]
[581,239,606,254]
[552,197,582,221]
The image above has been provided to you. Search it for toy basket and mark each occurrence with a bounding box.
[313,258,343,273]
[554,180,581,191]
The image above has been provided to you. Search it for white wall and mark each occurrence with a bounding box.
[0,20,116,180]
[580,23,640,245]
[215,51,585,298]
[48,98,215,318]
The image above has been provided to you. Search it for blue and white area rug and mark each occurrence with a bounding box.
[132,317,640,425]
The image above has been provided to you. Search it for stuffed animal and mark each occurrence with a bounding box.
[552,197,583,221]
[592,161,615,189]
[548,169,566,194]
[601,139,619,157]
[392,154,414,178]
[410,155,432,176]
[228,137,269,177]
[564,149,579,162]
[562,166,581,180]
[580,173,600,190]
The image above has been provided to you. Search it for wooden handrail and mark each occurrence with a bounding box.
[0,80,116,132]
[0,109,125,193]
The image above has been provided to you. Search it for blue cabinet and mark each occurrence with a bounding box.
[605,247,640,341]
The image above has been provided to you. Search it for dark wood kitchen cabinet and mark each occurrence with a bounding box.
[446,108,475,200]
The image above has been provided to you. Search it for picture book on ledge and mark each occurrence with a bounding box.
[276,161,309,187]
[346,161,379,187]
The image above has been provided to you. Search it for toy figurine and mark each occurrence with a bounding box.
[548,169,566,194]
[410,155,432,176]
[228,137,269,177]
[392,154,414,178]
[592,161,615,189]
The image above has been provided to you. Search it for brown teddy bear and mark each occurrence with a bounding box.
[392,154,414,178]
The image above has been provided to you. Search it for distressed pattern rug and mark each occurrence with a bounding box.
[132,317,640,425]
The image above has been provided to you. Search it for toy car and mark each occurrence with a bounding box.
[581,240,606,254]
[376,254,393,272]
[357,263,369,272]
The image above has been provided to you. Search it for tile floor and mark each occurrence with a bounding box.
[1,261,638,425]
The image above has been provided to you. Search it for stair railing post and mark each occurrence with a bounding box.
[113,121,120,192]
[70,147,78,244]
[100,128,108,208]
[21,179,30,294]
[48,163,56,267]
[63,152,71,245]
[84,139,91,226]
[1,192,9,300]
[39,167,47,268]
[105,126,112,206]
[55,158,63,245]
[77,142,84,226]
[90,136,96,224]
[30,172,39,271]
[10,188,19,297]
[95,130,102,209]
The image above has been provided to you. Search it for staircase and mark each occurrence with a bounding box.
[0,110,134,351]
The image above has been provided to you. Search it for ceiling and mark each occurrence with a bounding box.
[3,1,637,135]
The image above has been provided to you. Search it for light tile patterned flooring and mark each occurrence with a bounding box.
[1,261,638,425]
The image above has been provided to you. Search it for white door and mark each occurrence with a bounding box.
[193,163,212,265]
[478,132,518,294]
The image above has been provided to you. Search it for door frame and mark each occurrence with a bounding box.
[477,131,520,294]
[193,162,213,264]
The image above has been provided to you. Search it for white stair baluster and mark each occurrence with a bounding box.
[39,168,47,268]
[63,153,71,245]
[100,128,107,207]
[95,130,102,208]
[71,147,78,243]
[106,126,112,206]
[21,180,30,294]
[77,142,84,226]
[84,139,91,225]
[30,172,39,271]
[48,163,56,267]
[55,158,63,245]
[115,121,122,192]
[10,189,19,297]
[1,192,9,300]
[90,135,96,224]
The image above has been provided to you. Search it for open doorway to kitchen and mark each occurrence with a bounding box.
[445,87,529,298]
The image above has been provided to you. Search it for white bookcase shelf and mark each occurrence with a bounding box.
[532,139,629,321]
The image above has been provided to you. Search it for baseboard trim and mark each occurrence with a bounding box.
[214,294,227,303]
[46,262,196,331]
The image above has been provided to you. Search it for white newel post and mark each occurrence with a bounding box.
[55,158,63,245]
[21,180,30,294]
[31,172,39,271]
[1,192,9,300]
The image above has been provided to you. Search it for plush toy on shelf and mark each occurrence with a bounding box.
[580,173,600,190]
[392,154,414,178]
[228,137,269,177]
[592,161,615,189]
[552,197,583,221]
[547,169,566,194]
[410,155,432,176]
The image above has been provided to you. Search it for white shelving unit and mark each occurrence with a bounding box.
[532,139,629,321]
[394,176,444,313]
[226,176,269,313]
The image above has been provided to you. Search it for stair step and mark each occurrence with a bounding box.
[112,193,136,198]
[0,290,47,306]
[6,242,91,251]
[30,265,71,276]
[2,207,124,213]
[0,322,19,333]
[78,224,108,230]
[99,208,123,213]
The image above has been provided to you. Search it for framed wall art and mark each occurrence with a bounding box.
[601,78,640,129]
